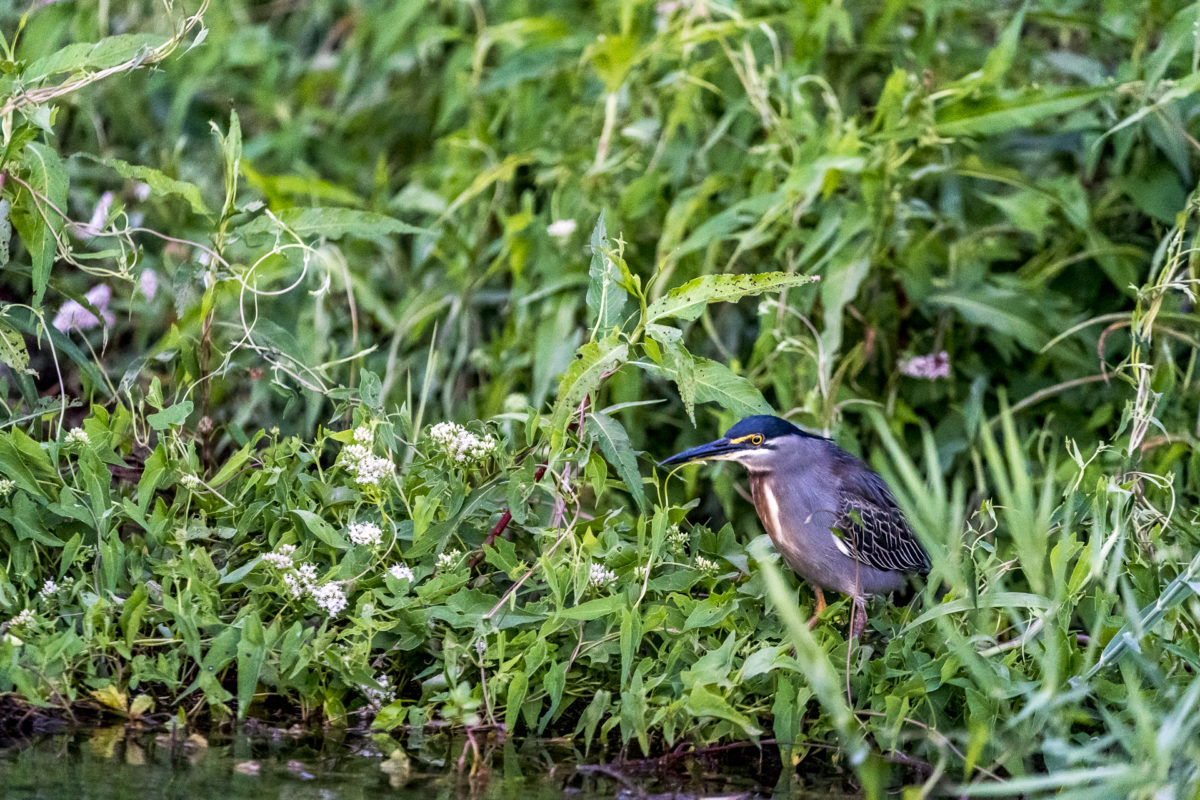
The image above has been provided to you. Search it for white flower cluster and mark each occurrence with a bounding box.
[0,478,14,499]
[546,219,577,239]
[65,428,90,445]
[474,638,487,656]
[284,562,319,598]
[261,544,296,570]
[436,548,463,571]
[347,521,383,547]
[363,673,395,711]
[695,556,720,575]
[311,582,348,616]
[179,474,203,490]
[633,564,651,581]
[587,563,617,589]
[427,422,497,465]
[387,564,414,582]
[352,426,373,445]
[39,579,60,599]
[8,608,34,629]
[338,441,394,487]
[667,527,690,554]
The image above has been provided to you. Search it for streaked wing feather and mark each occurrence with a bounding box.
[834,468,930,575]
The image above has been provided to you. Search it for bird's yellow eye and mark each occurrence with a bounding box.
[750,434,763,446]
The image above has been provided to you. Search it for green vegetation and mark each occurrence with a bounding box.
[1,0,1199,795]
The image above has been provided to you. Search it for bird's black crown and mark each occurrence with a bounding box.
[723,415,810,442]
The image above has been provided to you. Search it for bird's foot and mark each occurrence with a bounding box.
[806,587,827,629]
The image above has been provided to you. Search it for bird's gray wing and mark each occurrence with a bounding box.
[833,467,930,575]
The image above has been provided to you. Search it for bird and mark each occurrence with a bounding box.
[659,414,930,637]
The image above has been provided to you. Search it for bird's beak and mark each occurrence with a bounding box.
[658,437,743,468]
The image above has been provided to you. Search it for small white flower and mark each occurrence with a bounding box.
[65,428,90,446]
[474,638,487,655]
[262,549,294,569]
[354,455,393,486]
[427,422,497,466]
[179,474,203,490]
[387,564,414,582]
[39,579,59,598]
[667,527,690,554]
[633,564,651,581]
[0,478,14,498]
[352,426,373,444]
[363,673,394,710]
[436,549,463,571]
[347,521,383,547]
[284,562,319,598]
[695,556,720,575]
[311,582,348,616]
[547,219,577,239]
[8,608,34,629]
[587,563,617,590]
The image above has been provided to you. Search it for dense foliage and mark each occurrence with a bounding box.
[2,0,1200,795]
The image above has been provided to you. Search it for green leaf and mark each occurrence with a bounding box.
[556,595,624,621]
[645,272,820,325]
[236,609,266,719]
[685,684,762,738]
[934,86,1112,137]
[147,400,193,430]
[237,207,430,241]
[291,509,349,549]
[11,143,68,304]
[585,211,631,333]
[78,154,212,216]
[690,358,772,417]
[25,34,167,81]
[505,670,529,732]
[585,412,645,510]
[549,335,628,446]
[0,319,31,374]
[926,290,1046,351]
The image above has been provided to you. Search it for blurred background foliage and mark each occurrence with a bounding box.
[1,0,1200,795]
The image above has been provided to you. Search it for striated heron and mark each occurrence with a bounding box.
[660,415,929,637]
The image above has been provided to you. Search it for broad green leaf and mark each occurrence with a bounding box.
[549,336,628,446]
[237,207,430,241]
[25,34,167,81]
[236,609,266,719]
[556,595,624,621]
[0,319,31,374]
[585,412,645,510]
[505,670,529,732]
[291,509,349,549]
[11,143,68,304]
[79,154,212,216]
[147,400,193,430]
[685,684,762,738]
[645,272,820,325]
[980,4,1027,87]
[691,358,772,417]
[927,291,1046,351]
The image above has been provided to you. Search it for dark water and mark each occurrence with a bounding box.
[0,727,803,799]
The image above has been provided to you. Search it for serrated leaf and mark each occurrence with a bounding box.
[549,336,628,447]
[645,272,819,325]
[586,211,631,332]
[238,207,431,241]
[79,154,212,216]
[586,412,645,510]
[691,358,772,417]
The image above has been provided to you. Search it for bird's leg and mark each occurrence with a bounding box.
[806,587,827,629]
[850,596,868,639]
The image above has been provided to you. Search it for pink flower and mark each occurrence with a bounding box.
[53,285,115,333]
[899,351,950,380]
